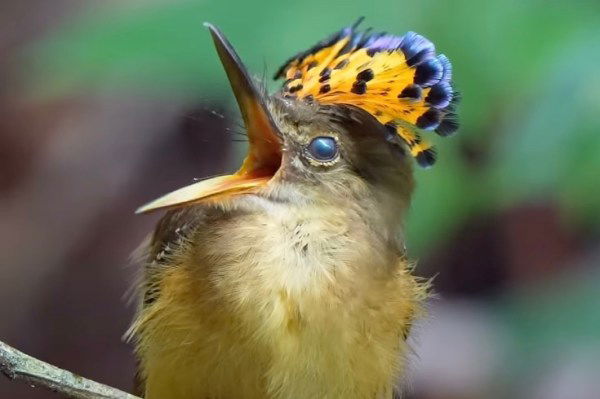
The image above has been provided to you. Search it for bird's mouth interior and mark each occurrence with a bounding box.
[136,23,282,214]
[135,138,281,214]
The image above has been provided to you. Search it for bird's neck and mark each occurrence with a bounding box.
[229,194,403,293]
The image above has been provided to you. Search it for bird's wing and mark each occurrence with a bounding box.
[142,206,206,306]
[129,206,207,396]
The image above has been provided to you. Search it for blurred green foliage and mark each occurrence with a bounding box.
[23,0,600,254]
[498,260,600,389]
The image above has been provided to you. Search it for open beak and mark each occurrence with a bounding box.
[137,23,282,214]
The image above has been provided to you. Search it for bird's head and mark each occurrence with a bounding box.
[137,20,458,231]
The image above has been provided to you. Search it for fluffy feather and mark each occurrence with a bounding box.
[129,196,427,399]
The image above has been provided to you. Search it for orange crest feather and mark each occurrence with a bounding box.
[274,18,459,167]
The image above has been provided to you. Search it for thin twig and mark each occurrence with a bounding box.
[0,339,141,399]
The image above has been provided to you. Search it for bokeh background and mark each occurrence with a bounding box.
[1,1,599,398]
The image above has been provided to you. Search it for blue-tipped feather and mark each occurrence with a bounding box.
[435,113,459,136]
[437,54,452,82]
[398,84,423,100]
[416,147,437,168]
[416,108,442,131]
[400,31,436,67]
[426,81,453,109]
[414,58,443,87]
[368,34,404,52]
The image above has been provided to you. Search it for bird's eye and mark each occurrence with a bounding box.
[307,136,338,162]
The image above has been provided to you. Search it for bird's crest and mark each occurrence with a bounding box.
[274,18,458,167]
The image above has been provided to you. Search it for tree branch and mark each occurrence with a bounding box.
[0,339,141,399]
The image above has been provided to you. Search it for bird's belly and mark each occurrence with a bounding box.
[138,211,421,399]
[139,260,414,399]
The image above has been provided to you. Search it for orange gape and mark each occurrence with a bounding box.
[275,17,458,167]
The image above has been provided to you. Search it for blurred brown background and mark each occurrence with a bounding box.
[1,1,599,398]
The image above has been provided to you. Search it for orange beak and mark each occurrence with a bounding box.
[137,23,282,214]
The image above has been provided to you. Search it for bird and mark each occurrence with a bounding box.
[128,18,458,399]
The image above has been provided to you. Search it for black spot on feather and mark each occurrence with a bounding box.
[366,48,377,57]
[319,68,331,83]
[351,80,367,94]
[356,68,374,82]
[435,116,459,136]
[289,84,303,93]
[416,108,442,130]
[414,59,442,86]
[415,148,437,168]
[398,84,422,100]
[334,59,349,70]
[425,83,452,108]
[319,84,331,94]
[405,48,431,67]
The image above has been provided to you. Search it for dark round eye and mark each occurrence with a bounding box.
[307,136,338,161]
